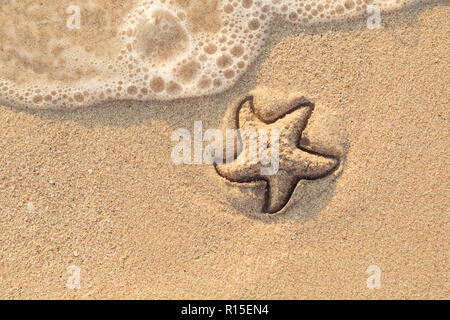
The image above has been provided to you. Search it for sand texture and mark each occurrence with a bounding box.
[0,2,449,299]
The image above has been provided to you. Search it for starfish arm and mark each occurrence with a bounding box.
[238,99,265,130]
[287,147,339,179]
[250,87,312,123]
[219,97,250,162]
[274,106,313,142]
[215,160,262,182]
[263,171,299,213]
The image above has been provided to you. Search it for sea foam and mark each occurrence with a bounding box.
[0,0,425,109]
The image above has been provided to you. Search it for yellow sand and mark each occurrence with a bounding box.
[0,2,448,299]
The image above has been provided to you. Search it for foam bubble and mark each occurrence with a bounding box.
[0,0,426,109]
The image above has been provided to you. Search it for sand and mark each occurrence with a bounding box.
[0,2,448,299]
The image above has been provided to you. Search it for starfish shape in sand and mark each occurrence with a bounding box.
[215,93,340,214]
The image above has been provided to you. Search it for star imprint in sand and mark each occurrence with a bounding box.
[215,92,340,214]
